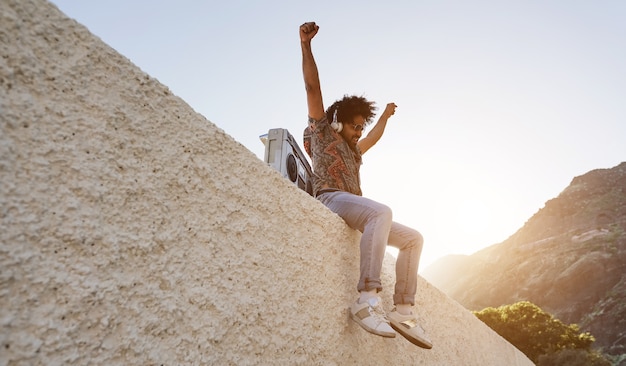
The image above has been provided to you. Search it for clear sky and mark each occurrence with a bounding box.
[51,0,625,270]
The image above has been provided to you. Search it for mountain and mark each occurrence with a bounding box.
[422,162,626,360]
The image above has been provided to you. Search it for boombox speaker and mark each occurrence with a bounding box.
[260,128,313,196]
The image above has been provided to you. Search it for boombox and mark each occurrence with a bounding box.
[260,128,313,196]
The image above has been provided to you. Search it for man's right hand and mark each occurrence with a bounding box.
[300,22,319,43]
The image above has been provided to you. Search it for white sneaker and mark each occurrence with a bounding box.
[349,296,396,338]
[387,310,433,349]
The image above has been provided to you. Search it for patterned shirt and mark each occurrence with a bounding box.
[303,115,362,196]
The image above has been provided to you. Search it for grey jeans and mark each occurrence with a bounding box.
[317,190,424,305]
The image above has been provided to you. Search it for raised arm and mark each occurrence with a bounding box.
[300,22,325,121]
[357,102,397,154]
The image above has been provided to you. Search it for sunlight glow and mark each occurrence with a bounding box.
[457,198,491,236]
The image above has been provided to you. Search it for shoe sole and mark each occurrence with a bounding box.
[349,310,396,338]
[389,320,433,349]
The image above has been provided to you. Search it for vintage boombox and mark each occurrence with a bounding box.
[260,128,313,196]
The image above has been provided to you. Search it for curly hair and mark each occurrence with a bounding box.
[325,95,377,127]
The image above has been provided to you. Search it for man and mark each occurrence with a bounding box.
[300,21,432,349]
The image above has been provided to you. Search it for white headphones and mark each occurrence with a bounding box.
[330,109,342,132]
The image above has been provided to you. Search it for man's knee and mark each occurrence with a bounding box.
[376,204,393,223]
[411,230,424,250]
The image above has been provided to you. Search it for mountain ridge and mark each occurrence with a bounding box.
[423,162,626,360]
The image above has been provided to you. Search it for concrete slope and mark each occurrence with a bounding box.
[0,1,533,365]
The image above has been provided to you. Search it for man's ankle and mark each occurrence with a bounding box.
[395,303,413,315]
[358,289,378,304]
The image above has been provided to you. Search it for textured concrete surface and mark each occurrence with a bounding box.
[0,1,534,365]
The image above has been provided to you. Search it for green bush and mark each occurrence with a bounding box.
[537,348,611,366]
[474,301,609,364]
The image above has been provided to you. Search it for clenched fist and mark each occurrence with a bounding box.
[300,22,319,43]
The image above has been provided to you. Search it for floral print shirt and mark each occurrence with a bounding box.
[303,115,362,196]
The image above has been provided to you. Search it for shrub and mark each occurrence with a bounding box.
[474,301,607,364]
[537,348,611,366]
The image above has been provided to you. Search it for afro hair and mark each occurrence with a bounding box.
[325,95,377,127]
